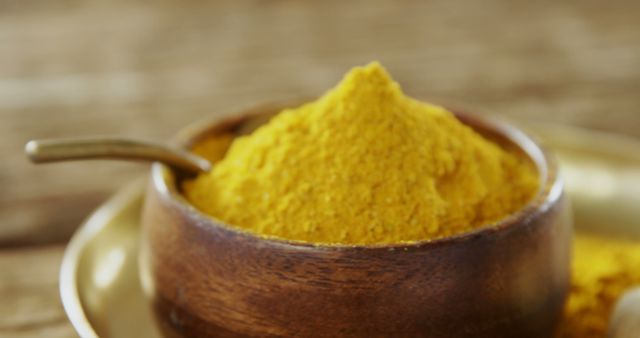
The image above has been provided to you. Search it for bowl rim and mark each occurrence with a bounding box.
[149,102,563,250]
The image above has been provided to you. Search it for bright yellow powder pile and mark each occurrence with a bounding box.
[183,62,539,245]
[557,234,640,338]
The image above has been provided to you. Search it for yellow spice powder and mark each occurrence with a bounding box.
[183,62,539,244]
[190,133,234,163]
[557,234,640,338]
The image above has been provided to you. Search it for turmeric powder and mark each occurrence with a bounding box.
[189,133,234,163]
[557,234,640,338]
[183,62,539,244]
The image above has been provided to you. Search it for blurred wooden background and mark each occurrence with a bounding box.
[1,1,639,336]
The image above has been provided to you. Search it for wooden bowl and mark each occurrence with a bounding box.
[139,103,572,338]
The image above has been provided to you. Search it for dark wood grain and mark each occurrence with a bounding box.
[0,245,75,338]
[139,109,572,338]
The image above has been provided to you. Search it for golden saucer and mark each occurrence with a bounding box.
[60,122,640,338]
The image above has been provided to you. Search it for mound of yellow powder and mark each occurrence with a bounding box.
[183,62,539,245]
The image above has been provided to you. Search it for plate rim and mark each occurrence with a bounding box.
[59,179,146,338]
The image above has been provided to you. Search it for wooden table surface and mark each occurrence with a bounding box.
[1,1,639,336]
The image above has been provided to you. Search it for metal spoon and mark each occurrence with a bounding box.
[25,137,211,175]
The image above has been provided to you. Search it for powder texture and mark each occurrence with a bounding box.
[183,62,539,245]
[190,133,234,163]
[557,234,640,338]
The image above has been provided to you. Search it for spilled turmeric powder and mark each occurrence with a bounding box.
[183,62,539,244]
[557,234,640,338]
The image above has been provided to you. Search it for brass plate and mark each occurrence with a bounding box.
[60,123,640,338]
[60,180,161,338]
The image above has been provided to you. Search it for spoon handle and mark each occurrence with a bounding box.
[25,137,211,175]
